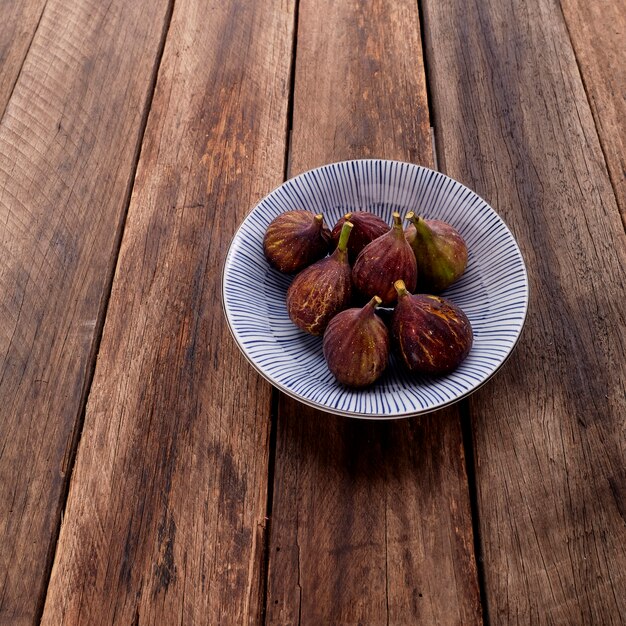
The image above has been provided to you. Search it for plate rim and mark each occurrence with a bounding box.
[221,158,530,420]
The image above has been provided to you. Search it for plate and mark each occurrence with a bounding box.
[222,160,528,419]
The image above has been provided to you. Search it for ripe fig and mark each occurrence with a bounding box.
[263,210,331,273]
[405,212,468,292]
[392,280,473,375]
[323,296,389,387]
[352,212,417,306]
[287,221,353,335]
[330,211,388,262]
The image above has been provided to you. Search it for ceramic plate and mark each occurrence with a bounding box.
[222,160,528,419]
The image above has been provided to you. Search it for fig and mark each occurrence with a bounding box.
[263,210,331,273]
[405,212,468,292]
[352,212,417,306]
[330,211,388,262]
[323,296,389,387]
[286,221,353,335]
[392,280,472,375]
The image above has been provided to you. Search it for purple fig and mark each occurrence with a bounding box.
[264,210,331,273]
[330,211,389,262]
[405,213,468,292]
[352,212,417,306]
[323,296,389,387]
[392,280,473,375]
[287,221,353,335]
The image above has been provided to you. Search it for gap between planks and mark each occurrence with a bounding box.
[418,3,487,619]
[459,401,491,626]
[261,2,299,620]
[259,388,279,624]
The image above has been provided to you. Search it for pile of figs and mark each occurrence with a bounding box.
[263,208,473,388]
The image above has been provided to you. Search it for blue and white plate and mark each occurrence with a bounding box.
[222,160,528,419]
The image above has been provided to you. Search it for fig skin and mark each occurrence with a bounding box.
[323,296,389,387]
[330,211,388,262]
[263,210,331,273]
[405,213,468,292]
[352,212,417,306]
[287,221,353,335]
[392,280,473,375]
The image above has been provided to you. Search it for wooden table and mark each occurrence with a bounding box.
[1,0,624,624]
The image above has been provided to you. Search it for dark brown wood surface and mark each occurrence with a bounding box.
[560,0,626,221]
[0,0,47,116]
[266,0,481,624]
[422,0,626,622]
[0,0,171,623]
[1,0,624,623]
[40,0,295,623]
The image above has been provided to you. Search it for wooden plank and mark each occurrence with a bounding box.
[422,0,626,622]
[560,0,626,222]
[0,0,47,116]
[266,1,482,624]
[40,1,294,624]
[0,1,172,624]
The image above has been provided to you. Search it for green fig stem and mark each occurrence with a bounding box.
[336,220,354,253]
[412,214,434,242]
[394,280,410,299]
[405,211,416,223]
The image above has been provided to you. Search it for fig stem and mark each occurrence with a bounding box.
[392,211,406,239]
[394,279,410,298]
[405,211,416,223]
[412,214,433,240]
[344,212,353,220]
[358,295,382,318]
[314,214,324,225]
[336,220,354,253]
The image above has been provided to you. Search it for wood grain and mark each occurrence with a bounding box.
[41,0,295,624]
[266,0,482,624]
[422,0,626,622]
[559,0,626,223]
[0,1,172,623]
[0,0,47,116]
